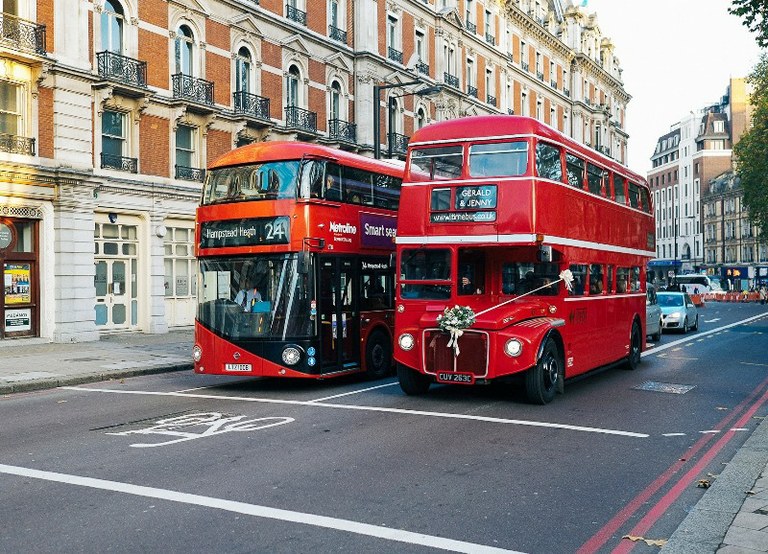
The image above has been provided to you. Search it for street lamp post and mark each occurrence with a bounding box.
[373,80,441,159]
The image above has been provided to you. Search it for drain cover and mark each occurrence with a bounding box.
[634,381,696,394]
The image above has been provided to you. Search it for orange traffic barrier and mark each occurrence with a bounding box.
[690,294,705,307]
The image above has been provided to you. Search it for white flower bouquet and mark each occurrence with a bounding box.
[437,305,476,356]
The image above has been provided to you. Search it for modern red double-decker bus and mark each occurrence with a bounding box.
[393,115,655,403]
[193,142,403,380]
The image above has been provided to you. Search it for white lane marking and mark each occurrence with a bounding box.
[307,382,399,403]
[662,433,687,437]
[175,386,222,393]
[700,430,720,434]
[60,387,648,438]
[730,428,749,432]
[0,464,522,554]
[642,313,768,359]
[741,362,768,368]
[705,318,721,323]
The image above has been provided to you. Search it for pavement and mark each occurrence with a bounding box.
[0,328,767,552]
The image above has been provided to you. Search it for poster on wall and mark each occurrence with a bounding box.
[4,263,31,304]
[4,308,31,332]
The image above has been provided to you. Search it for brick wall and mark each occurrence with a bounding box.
[37,87,54,159]
[37,0,54,55]
[207,50,230,106]
[139,116,170,178]
[140,28,168,89]
[139,0,168,28]
[207,129,232,166]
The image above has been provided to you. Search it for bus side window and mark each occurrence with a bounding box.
[628,182,640,208]
[589,264,603,294]
[606,265,614,294]
[565,154,585,189]
[568,264,587,296]
[586,163,602,195]
[535,142,563,181]
[616,267,630,293]
[614,175,627,205]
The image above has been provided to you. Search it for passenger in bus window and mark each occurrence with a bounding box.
[325,175,342,201]
[459,275,482,295]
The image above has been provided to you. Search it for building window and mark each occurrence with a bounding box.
[235,47,252,94]
[387,15,398,51]
[174,25,194,76]
[415,29,426,63]
[0,80,22,136]
[416,107,426,130]
[164,227,196,299]
[330,80,341,120]
[102,109,127,157]
[176,124,196,168]
[286,65,300,108]
[101,0,124,53]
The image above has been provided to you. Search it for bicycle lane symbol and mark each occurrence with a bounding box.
[105,412,295,448]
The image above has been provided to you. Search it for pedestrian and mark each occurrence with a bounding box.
[759,285,767,305]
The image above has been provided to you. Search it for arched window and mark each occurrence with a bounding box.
[175,25,194,76]
[101,0,124,53]
[235,47,252,94]
[286,65,300,108]
[416,107,426,130]
[330,81,341,121]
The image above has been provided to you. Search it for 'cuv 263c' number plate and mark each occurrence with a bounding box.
[436,372,475,384]
[224,363,252,372]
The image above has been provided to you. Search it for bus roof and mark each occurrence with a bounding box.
[408,115,646,183]
[209,141,403,177]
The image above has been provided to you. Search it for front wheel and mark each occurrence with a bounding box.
[682,317,689,334]
[525,337,561,404]
[651,318,662,342]
[625,321,642,370]
[365,331,392,380]
[692,315,699,331]
[397,363,431,396]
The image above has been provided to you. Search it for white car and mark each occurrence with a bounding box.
[658,291,699,333]
[646,284,662,341]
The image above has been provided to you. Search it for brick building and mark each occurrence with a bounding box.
[0,0,632,342]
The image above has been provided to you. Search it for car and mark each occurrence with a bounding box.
[646,283,663,341]
[657,291,699,333]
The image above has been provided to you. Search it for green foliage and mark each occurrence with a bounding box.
[729,0,768,47]
[733,53,768,239]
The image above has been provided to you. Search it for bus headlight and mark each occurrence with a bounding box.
[282,345,302,366]
[192,345,202,362]
[504,338,523,357]
[398,333,415,351]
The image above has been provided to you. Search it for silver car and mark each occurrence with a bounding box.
[646,284,662,341]
[657,291,699,333]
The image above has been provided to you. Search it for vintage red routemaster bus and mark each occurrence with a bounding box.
[393,115,655,403]
[193,142,403,380]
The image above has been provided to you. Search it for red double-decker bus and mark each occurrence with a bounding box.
[193,142,403,380]
[393,116,655,403]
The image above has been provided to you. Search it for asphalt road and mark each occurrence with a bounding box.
[1,302,767,554]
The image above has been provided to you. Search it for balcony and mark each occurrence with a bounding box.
[234,91,271,122]
[175,164,205,182]
[487,94,497,107]
[0,133,35,155]
[0,13,46,56]
[416,61,429,75]
[387,46,403,64]
[285,106,318,134]
[467,85,477,98]
[100,152,138,173]
[485,33,495,46]
[286,4,307,26]
[172,73,214,108]
[96,51,147,91]
[443,72,459,88]
[465,20,477,34]
[388,132,409,157]
[329,118,356,144]
[329,25,347,44]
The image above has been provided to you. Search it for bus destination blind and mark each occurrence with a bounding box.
[200,217,290,248]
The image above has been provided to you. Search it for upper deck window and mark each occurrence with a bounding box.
[565,154,585,188]
[202,161,300,204]
[628,181,640,209]
[409,146,463,181]
[469,141,528,177]
[535,142,563,181]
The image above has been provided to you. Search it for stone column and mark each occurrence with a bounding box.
[147,207,169,335]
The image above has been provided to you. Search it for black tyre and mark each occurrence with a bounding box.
[692,315,699,331]
[525,337,561,404]
[682,317,689,334]
[625,321,642,370]
[365,331,392,380]
[397,363,431,395]
[651,318,662,342]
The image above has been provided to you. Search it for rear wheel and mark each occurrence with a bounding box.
[682,317,689,334]
[651,318,662,342]
[625,321,642,370]
[692,315,699,331]
[365,331,391,380]
[525,338,561,404]
[397,363,431,395]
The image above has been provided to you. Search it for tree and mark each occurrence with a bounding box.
[729,0,768,47]
[733,53,768,240]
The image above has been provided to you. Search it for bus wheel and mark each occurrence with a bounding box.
[365,331,392,380]
[625,321,642,370]
[397,363,431,395]
[525,338,560,404]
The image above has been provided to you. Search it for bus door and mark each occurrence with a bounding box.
[318,257,359,373]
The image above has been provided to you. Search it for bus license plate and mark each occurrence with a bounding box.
[224,363,252,372]
[436,372,475,385]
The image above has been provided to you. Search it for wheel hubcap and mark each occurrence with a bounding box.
[544,355,558,388]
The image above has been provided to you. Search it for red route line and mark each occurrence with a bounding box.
[576,373,768,554]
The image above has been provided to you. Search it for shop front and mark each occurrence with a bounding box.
[0,217,39,339]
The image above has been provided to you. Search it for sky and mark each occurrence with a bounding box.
[582,0,764,174]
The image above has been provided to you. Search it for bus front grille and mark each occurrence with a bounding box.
[424,330,489,377]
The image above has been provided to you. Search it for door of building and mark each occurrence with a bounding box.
[94,219,139,331]
[0,217,39,339]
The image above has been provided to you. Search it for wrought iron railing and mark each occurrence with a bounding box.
[96,51,147,88]
[485,33,495,46]
[387,47,403,64]
[550,79,558,89]
[507,108,514,115]
[285,106,317,133]
[329,118,356,143]
[286,4,307,25]
[175,165,205,182]
[536,71,544,81]
[487,94,497,107]
[172,73,214,106]
[564,88,570,97]
[101,152,138,173]
[388,132,409,157]
[0,13,46,55]
[416,61,429,75]
[443,72,459,88]
[0,133,35,155]
[467,85,477,98]
[465,20,477,34]
[329,25,347,44]
[234,91,271,121]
